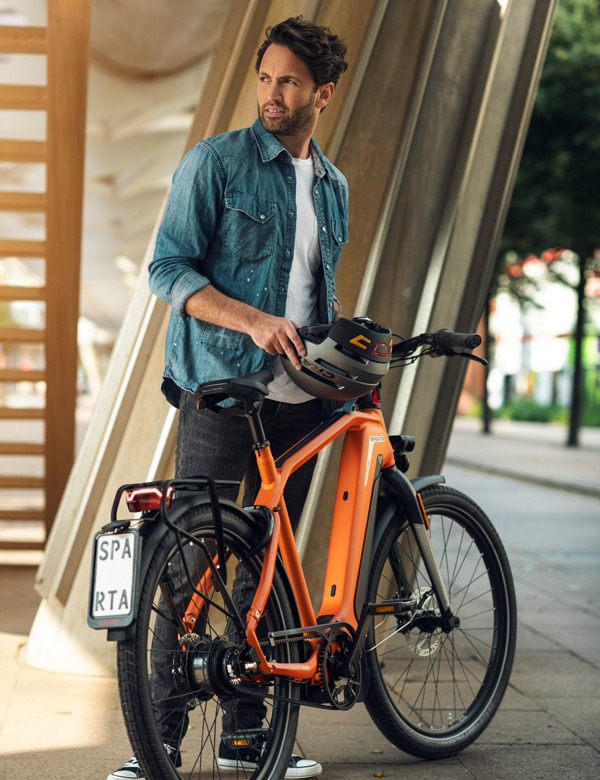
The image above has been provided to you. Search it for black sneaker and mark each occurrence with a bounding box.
[217,732,322,779]
[107,745,181,780]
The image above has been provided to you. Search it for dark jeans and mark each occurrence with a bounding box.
[151,392,323,740]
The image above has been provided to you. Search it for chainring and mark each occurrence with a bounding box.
[320,629,361,710]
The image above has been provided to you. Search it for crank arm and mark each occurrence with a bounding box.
[341,597,417,677]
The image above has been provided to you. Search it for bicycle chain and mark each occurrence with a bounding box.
[232,634,337,711]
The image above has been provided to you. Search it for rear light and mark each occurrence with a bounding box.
[373,343,389,357]
[126,485,173,512]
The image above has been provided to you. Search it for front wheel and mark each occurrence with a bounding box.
[364,485,516,759]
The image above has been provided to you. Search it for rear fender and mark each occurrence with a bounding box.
[106,496,263,641]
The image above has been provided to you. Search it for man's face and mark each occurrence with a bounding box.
[257,44,328,138]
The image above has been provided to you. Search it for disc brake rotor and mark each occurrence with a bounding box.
[406,587,441,657]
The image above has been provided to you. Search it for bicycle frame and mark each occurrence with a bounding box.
[247,406,395,679]
[179,395,453,686]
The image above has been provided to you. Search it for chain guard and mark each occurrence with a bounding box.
[236,630,361,711]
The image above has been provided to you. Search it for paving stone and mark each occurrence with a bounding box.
[535,696,600,751]
[296,705,403,765]
[312,757,470,779]
[499,683,543,711]
[476,709,583,745]
[458,744,600,780]
[508,652,600,699]
[514,623,560,652]
[511,651,590,675]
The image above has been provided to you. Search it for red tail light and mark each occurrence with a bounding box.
[126,485,173,512]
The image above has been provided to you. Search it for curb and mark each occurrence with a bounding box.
[444,457,600,499]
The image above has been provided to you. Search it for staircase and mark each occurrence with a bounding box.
[0,1,90,555]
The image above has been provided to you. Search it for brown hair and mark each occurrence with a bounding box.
[256,15,348,87]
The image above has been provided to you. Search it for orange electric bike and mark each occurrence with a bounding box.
[89,319,516,780]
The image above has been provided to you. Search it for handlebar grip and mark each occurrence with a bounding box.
[435,329,481,350]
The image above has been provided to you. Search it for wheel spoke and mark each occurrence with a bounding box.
[367,488,515,751]
[117,509,298,780]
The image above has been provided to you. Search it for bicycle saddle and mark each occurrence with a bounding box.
[194,370,274,417]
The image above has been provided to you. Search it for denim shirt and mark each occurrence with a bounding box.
[149,118,349,409]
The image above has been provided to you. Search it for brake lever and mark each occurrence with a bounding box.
[456,351,488,366]
[429,346,488,367]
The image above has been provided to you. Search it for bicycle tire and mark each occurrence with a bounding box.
[117,505,300,780]
[364,485,516,759]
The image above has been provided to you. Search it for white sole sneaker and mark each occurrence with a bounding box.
[217,755,322,778]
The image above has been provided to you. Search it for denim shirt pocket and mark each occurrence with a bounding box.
[223,192,276,261]
[199,297,250,350]
[331,217,349,266]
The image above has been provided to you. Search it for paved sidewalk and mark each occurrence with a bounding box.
[446,417,600,497]
[0,418,599,779]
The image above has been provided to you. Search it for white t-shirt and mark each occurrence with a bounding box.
[267,154,321,403]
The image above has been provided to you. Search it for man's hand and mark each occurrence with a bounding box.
[247,311,306,370]
[184,285,306,370]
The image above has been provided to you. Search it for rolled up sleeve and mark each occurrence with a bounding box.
[149,142,224,319]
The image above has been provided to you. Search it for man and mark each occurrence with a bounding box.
[109,16,348,780]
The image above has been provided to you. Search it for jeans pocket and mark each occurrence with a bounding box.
[331,217,349,266]
[223,192,276,261]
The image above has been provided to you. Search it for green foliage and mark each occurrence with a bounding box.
[583,404,600,426]
[497,398,565,424]
[494,0,600,291]
[496,396,600,427]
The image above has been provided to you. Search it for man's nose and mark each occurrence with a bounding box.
[267,83,283,102]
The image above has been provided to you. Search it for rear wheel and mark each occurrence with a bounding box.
[117,506,299,780]
[364,486,516,758]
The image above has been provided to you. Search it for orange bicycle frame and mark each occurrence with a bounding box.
[241,406,396,680]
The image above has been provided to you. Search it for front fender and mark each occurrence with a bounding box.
[371,473,446,565]
[411,474,445,493]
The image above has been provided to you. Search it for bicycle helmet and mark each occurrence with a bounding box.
[281,317,392,401]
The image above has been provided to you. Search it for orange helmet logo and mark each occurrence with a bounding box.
[349,335,371,349]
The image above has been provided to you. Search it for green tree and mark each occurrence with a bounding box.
[496,0,600,445]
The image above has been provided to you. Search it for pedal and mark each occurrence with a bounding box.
[368,598,417,615]
[222,728,267,749]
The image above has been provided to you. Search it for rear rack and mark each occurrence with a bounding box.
[108,476,240,585]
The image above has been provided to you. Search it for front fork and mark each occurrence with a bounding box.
[382,466,458,632]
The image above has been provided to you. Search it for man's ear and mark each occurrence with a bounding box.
[316,82,334,110]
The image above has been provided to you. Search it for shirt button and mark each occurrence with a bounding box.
[260,214,265,220]
[289,211,294,217]
[322,226,326,232]
[329,302,332,307]
[286,250,290,256]
[280,287,285,292]
[339,236,342,241]
[315,189,318,195]
[288,176,292,181]
[326,264,330,269]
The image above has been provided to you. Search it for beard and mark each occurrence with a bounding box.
[258,92,317,137]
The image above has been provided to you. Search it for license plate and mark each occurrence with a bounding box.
[88,529,139,629]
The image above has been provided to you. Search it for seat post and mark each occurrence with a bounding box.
[247,410,268,448]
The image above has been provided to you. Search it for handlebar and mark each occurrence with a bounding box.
[392,328,482,357]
